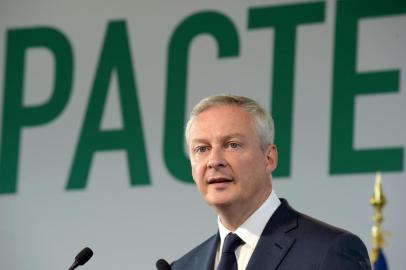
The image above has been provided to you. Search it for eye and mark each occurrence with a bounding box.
[194,146,210,153]
[227,142,241,149]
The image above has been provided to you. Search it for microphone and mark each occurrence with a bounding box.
[68,247,93,270]
[156,258,171,270]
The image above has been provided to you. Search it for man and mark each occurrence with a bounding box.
[170,94,371,270]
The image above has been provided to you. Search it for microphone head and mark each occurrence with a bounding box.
[75,247,93,265]
[156,258,171,270]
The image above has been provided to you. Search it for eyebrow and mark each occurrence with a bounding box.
[190,133,246,145]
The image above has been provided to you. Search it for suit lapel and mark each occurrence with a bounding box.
[246,199,298,270]
[192,233,219,270]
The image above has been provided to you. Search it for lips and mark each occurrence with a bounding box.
[207,178,233,184]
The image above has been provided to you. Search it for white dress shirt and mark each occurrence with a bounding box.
[214,190,281,270]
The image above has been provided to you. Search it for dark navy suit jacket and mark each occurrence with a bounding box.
[171,199,371,270]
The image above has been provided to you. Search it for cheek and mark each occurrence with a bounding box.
[192,166,207,194]
[233,155,266,178]
[191,161,205,182]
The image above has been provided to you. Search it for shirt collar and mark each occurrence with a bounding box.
[217,190,281,249]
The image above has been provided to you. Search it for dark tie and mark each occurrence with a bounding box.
[217,233,243,270]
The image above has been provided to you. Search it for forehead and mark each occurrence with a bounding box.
[189,105,256,141]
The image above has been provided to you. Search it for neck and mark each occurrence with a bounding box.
[216,188,272,231]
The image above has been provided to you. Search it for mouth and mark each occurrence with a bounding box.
[207,178,234,185]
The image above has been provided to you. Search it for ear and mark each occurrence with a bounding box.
[265,144,278,174]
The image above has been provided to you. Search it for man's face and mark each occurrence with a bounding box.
[188,105,277,210]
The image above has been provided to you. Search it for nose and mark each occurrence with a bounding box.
[207,147,227,169]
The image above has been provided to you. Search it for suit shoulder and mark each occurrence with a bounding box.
[297,211,350,237]
[278,200,371,269]
[281,200,364,246]
[175,234,217,262]
[279,199,350,238]
[171,234,218,269]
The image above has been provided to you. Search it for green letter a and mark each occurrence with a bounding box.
[67,20,150,189]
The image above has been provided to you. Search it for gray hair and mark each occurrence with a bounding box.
[185,94,274,151]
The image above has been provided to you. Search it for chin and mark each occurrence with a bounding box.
[206,196,236,208]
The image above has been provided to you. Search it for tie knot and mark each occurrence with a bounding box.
[222,233,243,254]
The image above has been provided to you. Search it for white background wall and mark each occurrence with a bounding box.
[0,0,405,269]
